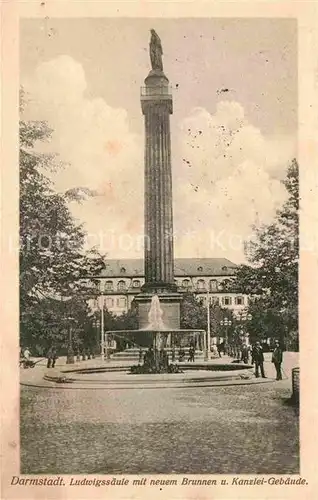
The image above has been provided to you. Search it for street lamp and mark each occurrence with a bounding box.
[98,295,110,362]
[66,316,75,364]
[220,317,232,354]
[205,290,211,361]
[57,293,75,365]
[236,311,252,346]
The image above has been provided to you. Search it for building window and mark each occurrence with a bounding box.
[219,279,231,291]
[211,296,219,305]
[222,296,232,306]
[133,280,141,288]
[106,297,114,308]
[117,280,126,291]
[117,297,127,308]
[105,280,113,292]
[182,279,190,289]
[210,279,217,291]
[235,296,244,305]
[197,279,205,290]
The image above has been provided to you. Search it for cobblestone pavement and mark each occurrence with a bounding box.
[20,353,299,474]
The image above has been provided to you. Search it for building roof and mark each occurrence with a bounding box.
[99,258,237,278]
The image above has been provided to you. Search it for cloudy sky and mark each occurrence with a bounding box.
[20,18,297,263]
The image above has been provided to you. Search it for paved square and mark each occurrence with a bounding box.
[20,353,299,474]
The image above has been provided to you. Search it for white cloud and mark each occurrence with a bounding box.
[23,55,144,256]
[173,101,296,261]
[23,57,296,263]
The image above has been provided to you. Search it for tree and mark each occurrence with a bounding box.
[20,89,105,351]
[233,159,299,348]
[180,292,233,342]
[180,292,206,330]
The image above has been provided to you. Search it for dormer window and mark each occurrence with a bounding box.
[117,280,126,291]
[222,266,227,271]
[197,266,203,272]
[197,279,205,290]
[105,280,113,291]
[120,267,126,274]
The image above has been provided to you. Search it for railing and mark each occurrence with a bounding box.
[140,86,172,97]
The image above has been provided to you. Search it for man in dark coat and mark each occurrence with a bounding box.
[46,347,53,368]
[241,344,250,364]
[138,347,143,364]
[251,341,266,378]
[171,346,176,363]
[272,340,283,380]
[217,342,222,358]
[188,345,195,362]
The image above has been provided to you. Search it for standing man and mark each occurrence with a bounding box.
[251,341,266,378]
[241,344,249,364]
[51,346,58,368]
[217,342,222,358]
[46,346,53,368]
[272,340,283,380]
[188,345,195,362]
[138,347,143,364]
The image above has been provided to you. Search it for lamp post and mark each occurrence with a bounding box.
[237,311,252,346]
[99,295,105,362]
[99,295,110,362]
[220,317,232,355]
[58,293,75,365]
[205,290,211,361]
[66,316,75,364]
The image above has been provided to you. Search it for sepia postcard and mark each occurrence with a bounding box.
[1,1,318,499]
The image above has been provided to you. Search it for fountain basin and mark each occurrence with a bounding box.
[42,362,263,389]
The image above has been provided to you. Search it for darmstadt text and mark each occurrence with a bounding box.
[11,476,308,488]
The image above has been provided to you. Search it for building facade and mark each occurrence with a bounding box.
[91,258,248,316]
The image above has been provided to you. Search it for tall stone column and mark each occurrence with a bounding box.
[141,70,176,293]
[134,34,181,331]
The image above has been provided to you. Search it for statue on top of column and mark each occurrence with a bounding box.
[150,29,163,71]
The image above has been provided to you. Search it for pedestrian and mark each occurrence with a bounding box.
[51,347,58,368]
[148,346,155,371]
[159,348,168,371]
[138,347,143,364]
[178,347,185,362]
[162,349,169,370]
[171,346,176,363]
[143,348,150,371]
[217,343,222,358]
[46,347,53,368]
[251,341,266,378]
[241,344,249,364]
[272,340,283,380]
[188,345,195,362]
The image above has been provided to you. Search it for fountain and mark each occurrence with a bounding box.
[42,31,257,388]
[103,31,207,368]
[146,294,165,331]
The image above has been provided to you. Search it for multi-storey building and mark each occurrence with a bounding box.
[92,258,248,316]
